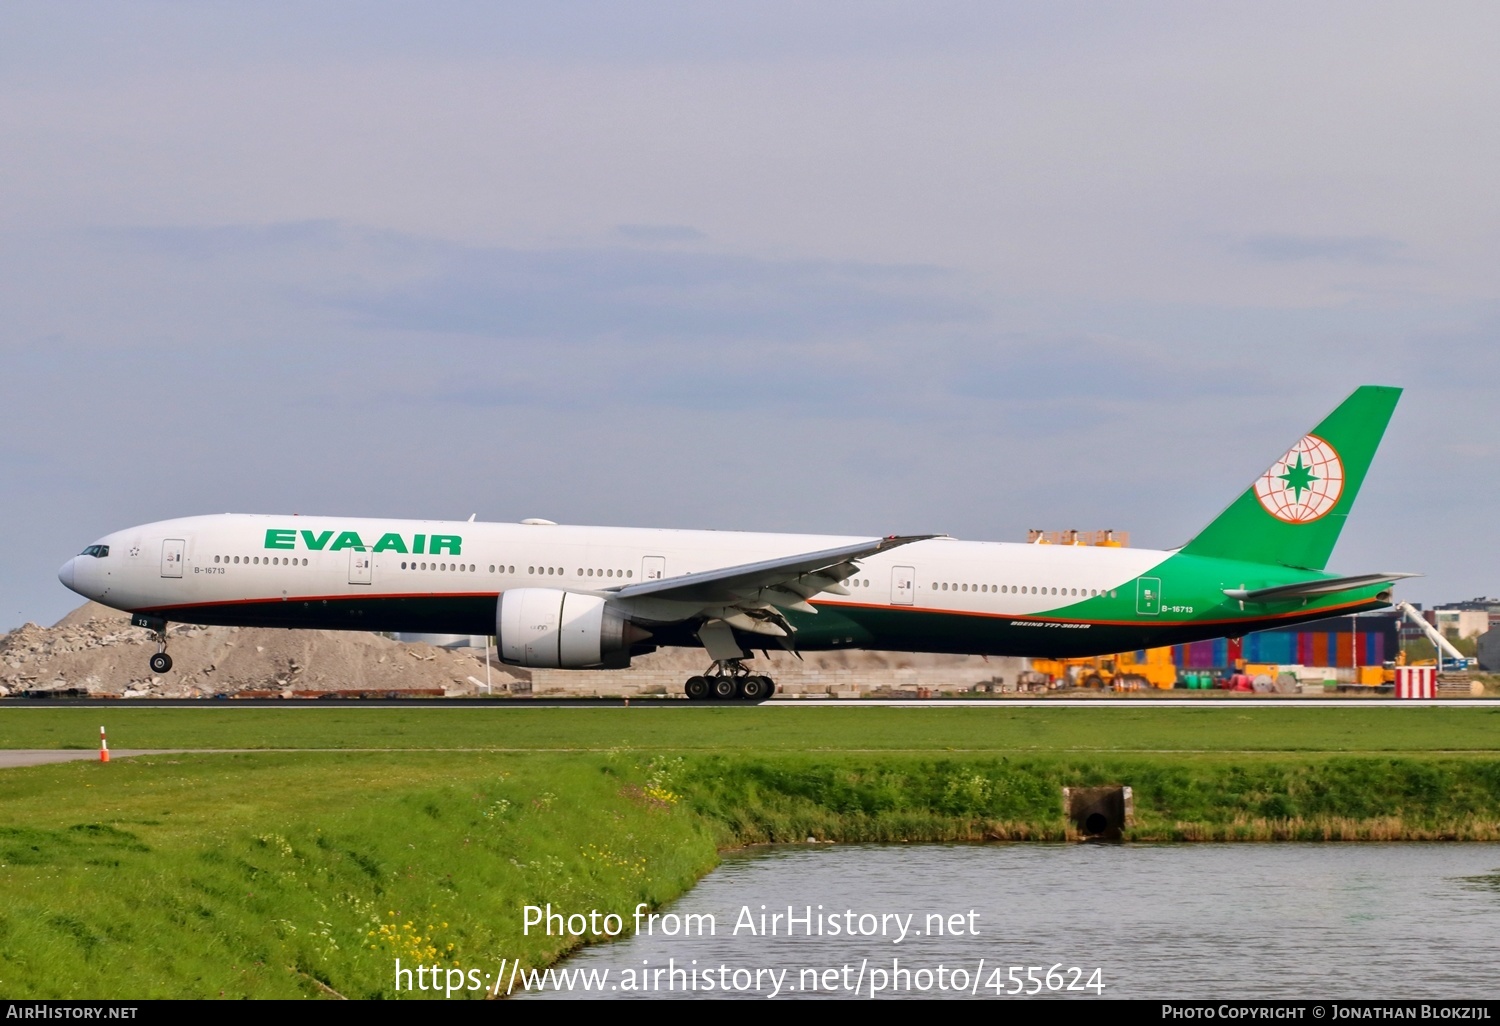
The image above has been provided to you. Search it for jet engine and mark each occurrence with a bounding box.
[495,589,648,669]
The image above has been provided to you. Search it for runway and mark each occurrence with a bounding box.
[0,749,190,768]
[2,697,1496,710]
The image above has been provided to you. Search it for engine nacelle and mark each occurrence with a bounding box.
[496,589,641,669]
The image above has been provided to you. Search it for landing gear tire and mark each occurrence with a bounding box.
[149,652,173,674]
[686,660,776,703]
[738,675,770,702]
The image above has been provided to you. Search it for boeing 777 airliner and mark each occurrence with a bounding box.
[58,386,1411,701]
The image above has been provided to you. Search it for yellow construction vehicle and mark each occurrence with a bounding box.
[1032,648,1178,690]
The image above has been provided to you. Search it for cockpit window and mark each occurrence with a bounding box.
[79,545,110,558]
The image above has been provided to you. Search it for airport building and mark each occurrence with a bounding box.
[1426,597,1500,638]
[1479,629,1499,672]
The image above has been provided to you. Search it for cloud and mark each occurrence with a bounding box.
[614,224,706,243]
[101,219,347,258]
[333,241,982,342]
[1232,234,1409,265]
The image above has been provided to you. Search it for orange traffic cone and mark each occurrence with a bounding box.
[100,725,109,763]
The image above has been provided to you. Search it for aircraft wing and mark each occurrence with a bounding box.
[610,534,940,636]
[1222,572,1419,604]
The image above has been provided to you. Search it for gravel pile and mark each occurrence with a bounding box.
[0,602,520,698]
[1,602,1012,699]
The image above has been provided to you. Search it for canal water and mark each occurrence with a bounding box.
[525,843,1500,1000]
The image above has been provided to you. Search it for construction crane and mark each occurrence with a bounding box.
[1397,602,1475,672]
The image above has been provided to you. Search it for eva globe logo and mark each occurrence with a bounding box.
[1254,434,1344,523]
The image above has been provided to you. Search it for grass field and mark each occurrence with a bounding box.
[4,705,1500,998]
[0,751,721,998]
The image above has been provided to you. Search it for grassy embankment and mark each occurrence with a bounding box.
[3,705,1500,998]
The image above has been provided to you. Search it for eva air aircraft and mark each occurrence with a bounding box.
[59,386,1410,701]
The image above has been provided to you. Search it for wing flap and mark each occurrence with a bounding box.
[611,535,939,606]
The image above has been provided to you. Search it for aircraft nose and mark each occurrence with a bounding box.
[58,557,77,592]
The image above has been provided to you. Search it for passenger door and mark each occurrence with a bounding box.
[348,548,373,586]
[160,539,184,578]
[891,565,915,605]
[1135,577,1161,615]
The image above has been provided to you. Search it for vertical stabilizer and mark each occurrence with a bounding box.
[1179,385,1401,571]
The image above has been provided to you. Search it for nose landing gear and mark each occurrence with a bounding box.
[130,613,173,674]
[684,660,776,703]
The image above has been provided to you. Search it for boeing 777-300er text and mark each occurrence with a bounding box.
[59,386,1412,701]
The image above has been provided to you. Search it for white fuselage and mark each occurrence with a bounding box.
[60,513,1167,654]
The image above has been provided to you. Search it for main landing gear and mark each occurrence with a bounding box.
[683,660,776,703]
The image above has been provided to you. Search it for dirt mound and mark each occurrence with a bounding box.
[52,601,129,629]
[2,603,519,699]
[2,603,1018,699]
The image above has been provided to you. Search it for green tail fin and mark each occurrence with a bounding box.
[1180,385,1401,571]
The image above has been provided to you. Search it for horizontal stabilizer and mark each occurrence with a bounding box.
[1222,572,1419,604]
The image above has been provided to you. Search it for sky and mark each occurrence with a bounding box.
[3,2,1498,630]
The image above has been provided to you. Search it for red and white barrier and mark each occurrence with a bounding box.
[100,724,110,763]
[1394,666,1436,699]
